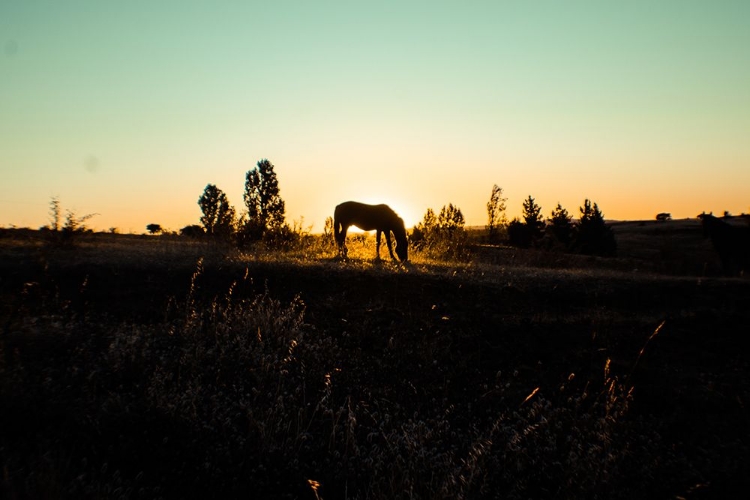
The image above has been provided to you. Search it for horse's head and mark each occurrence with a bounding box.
[395,240,408,262]
[394,218,409,262]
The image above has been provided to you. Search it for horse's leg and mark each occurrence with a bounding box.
[385,231,397,261]
[334,220,342,255]
[341,225,349,258]
[336,223,349,259]
[375,230,382,260]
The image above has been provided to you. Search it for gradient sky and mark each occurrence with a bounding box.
[2,1,749,233]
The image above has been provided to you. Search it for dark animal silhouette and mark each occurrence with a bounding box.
[698,213,750,276]
[334,201,408,262]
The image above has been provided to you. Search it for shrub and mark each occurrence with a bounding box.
[507,218,533,248]
[412,205,470,261]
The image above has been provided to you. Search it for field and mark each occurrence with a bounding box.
[1,219,749,499]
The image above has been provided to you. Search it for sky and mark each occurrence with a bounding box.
[1,0,749,233]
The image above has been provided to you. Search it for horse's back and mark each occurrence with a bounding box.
[335,201,389,212]
[334,201,397,230]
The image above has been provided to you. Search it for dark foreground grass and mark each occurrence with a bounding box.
[1,229,749,498]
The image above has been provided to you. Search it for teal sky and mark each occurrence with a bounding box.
[2,0,749,232]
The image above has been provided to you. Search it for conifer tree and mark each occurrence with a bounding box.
[575,199,616,256]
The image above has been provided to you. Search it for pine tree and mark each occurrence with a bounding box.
[522,195,544,242]
[575,199,616,256]
[548,202,573,247]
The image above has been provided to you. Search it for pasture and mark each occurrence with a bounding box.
[1,218,749,499]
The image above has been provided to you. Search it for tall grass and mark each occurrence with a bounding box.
[1,261,666,499]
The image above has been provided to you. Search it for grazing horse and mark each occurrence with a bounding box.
[334,201,408,262]
[698,213,750,276]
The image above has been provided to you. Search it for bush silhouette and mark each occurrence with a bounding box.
[507,218,533,248]
[412,204,469,260]
[181,225,205,238]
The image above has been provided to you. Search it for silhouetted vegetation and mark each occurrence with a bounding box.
[323,216,335,248]
[506,197,616,257]
[411,203,469,260]
[48,196,61,232]
[241,159,286,245]
[485,184,507,243]
[438,203,465,233]
[546,202,574,249]
[522,195,544,239]
[656,212,672,222]
[8,173,748,498]
[44,197,97,247]
[1,225,748,498]
[198,184,236,240]
[180,224,205,238]
[507,196,544,248]
[146,223,162,234]
[411,208,438,246]
[575,199,617,256]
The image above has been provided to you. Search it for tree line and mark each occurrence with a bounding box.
[410,185,616,258]
[186,161,616,257]
[504,194,617,256]
[182,159,293,248]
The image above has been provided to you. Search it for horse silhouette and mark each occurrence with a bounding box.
[334,201,408,262]
[698,213,750,276]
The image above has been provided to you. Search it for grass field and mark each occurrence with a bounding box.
[1,219,748,499]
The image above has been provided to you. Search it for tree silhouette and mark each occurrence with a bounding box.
[486,184,507,243]
[413,204,468,259]
[198,184,236,239]
[522,195,544,239]
[421,208,438,234]
[575,199,616,256]
[44,197,97,246]
[146,223,162,235]
[62,209,97,236]
[411,208,438,249]
[49,196,61,232]
[243,159,286,241]
[509,196,544,248]
[438,203,465,233]
[547,202,573,247]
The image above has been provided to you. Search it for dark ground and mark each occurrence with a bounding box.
[1,223,749,498]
